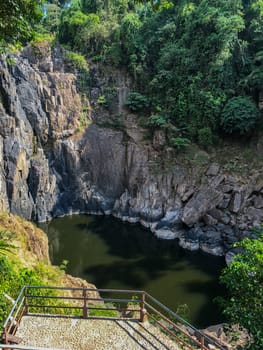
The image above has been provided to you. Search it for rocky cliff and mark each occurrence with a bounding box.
[0,41,262,258]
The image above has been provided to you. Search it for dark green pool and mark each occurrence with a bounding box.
[39,214,225,328]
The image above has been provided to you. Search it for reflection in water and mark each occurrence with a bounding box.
[39,215,226,327]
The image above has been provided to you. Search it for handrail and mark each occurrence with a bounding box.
[2,286,227,350]
[24,286,144,294]
[3,287,25,329]
[144,292,226,350]
[145,292,194,329]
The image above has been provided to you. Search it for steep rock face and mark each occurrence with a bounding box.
[0,42,262,257]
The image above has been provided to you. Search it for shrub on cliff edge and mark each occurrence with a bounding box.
[220,96,259,135]
[219,228,263,349]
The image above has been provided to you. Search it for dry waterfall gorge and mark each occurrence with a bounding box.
[0,39,263,349]
[0,41,263,262]
[0,42,263,264]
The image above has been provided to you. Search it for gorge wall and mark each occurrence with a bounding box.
[0,42,262,258]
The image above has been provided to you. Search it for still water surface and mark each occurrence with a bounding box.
[40,215,225,328]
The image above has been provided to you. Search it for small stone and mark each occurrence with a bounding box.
[230,192,242,213]
[206,163,220,176]
[253,195,263,209]
[203,214,218,226]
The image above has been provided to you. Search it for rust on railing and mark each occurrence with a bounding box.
[1,286,227,350]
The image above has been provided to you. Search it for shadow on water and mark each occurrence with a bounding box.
[39,214,226,328]
[83,256,184,289]
[182,279,226,328]
[75,218,178,260]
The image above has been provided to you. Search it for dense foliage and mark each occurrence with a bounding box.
[1,0,261,143]
[125,92,149,111]
[0,0,43,51]
[41,0,262,144]
[0,256,44,323]
[220,229,263,349]
[0,213,72,326]
[63,50,89,72]
[221,96,259,135]
[0,228,41,323]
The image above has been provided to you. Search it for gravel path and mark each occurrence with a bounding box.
[16,316,181,350]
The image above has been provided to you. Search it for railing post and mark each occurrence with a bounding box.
[3,326,7,345]
[200,335,205,350]
[83,289,88,319]
[23,288,28,316]
[140,292,147,323]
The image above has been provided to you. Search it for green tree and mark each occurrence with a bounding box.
[0,0,43,49]
[59,7,89,45]
[63,51,89,72]
[240,0,263,97]
[119,12,145,78]
[81,0,104,14]
[220,96,259,135]
[125,92,148,111]
[198,127,213,147]
[135,0,173,11]
[55,0,262,142]
[220,230,263,349]
[42,3,62,33]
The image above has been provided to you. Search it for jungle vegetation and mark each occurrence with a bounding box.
[39,0,263,146]
[220,227,263,350]
[2,1,262,145]
[0,1,263,348]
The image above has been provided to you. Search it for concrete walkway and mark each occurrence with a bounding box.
[15,316,181,350]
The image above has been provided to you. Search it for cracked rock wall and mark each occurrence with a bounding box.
[0,41,262,257]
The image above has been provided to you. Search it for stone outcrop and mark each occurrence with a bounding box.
[0,41,262,257]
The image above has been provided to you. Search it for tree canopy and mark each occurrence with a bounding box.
[0,0,262,142]
[51,0,262,144]
[0,0,43,49]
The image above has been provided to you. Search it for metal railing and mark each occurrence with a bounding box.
[2,286,227,350]
[2,287,25,345]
